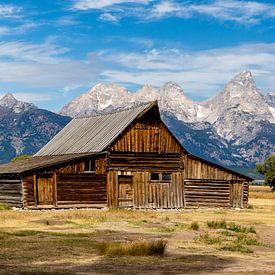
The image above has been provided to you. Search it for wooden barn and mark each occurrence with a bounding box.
[0,102,252,209]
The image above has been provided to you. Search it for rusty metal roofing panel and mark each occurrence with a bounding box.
[35,102,154,156]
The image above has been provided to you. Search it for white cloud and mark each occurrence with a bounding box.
[0,26,10,35]
[72,0,151,10]
[149,0,275,24]
[0,41,69,63]
[14,92,52,102]
[97,43,275,97]
[72,0,275,24]
[0,4,21,18]
[99,13,119,23]
[56,16,79,26]
[0,41,103,88]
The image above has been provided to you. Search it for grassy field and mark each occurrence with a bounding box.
[0,185,275,274]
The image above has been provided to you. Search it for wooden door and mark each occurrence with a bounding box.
[37,175,54,206]
[118,175,133,208]
[230,182,244,208]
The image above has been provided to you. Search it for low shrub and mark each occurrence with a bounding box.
[221,243,253,253]
[227,222,256,234]
[189,221,199,230]
[98,239,167,257]
[206,220,227,229]
[236,234,260,246]
[197,232,222,245]
[206,220,256,234]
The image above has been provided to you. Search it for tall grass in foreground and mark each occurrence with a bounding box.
[98,239,167,257]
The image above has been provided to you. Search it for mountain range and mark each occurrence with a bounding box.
[0,93,70,164]
[1,71,274,177]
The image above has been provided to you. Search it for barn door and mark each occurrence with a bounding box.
[230,182,244,208]
[37,174,55,206]
[118,175,133,208]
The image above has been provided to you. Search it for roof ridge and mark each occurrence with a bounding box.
[74,101,156,119]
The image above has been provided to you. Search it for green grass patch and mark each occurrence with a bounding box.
[159,222,188,233]
[98,239,167,257]
[206,219,227,229]
[197,232,222,245]
[206,220,256,234]
[0,204,12,210]
[221,243,253,253]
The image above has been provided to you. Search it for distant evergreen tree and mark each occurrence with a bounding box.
[256,156,275,191]
[11,155,31,162]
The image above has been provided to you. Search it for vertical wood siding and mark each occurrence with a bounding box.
[111,120,182,154]
[184,155,246,181]
[107,170,184,209]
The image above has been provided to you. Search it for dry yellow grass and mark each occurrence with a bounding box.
[0,185,275,274]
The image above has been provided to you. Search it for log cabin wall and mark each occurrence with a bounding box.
[183,155,249,208]
[56,174,107,208]
[0,178,22,207]
[22,155,107,208]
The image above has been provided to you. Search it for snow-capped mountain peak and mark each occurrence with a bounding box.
[0,93,18,108]
[0,93,35,113]
[59,71,274,149]
[60,83,130,117]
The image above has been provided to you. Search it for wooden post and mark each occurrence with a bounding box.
[33,174,37,207]
[53,173,57,207]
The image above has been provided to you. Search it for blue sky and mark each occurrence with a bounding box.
[0,0,275,111]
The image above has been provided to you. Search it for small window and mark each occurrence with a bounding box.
[84,159,95,172]
[162,173,171,181]
[151,173,159,180]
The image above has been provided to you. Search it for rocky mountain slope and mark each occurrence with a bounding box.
[0,94,71,164]
[60,71,275,167]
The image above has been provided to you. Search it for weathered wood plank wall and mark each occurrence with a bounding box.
[0,179,22,207]
[111,108,182,154]
[184,179,230,208]
[184,155,246,181]
[57,174,107,207]
[107,170,184,209]
[109,152,183,172]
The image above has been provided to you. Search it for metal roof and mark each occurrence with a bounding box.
[35,102,154,156]
[0,153,96,175]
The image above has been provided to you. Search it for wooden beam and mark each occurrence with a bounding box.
[33,174,37,207]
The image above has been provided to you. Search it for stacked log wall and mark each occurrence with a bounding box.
[57,174,107,207]
[0,179,22,207]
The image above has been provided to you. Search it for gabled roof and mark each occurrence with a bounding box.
[0,153,96,175]
[35,102,155,156]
